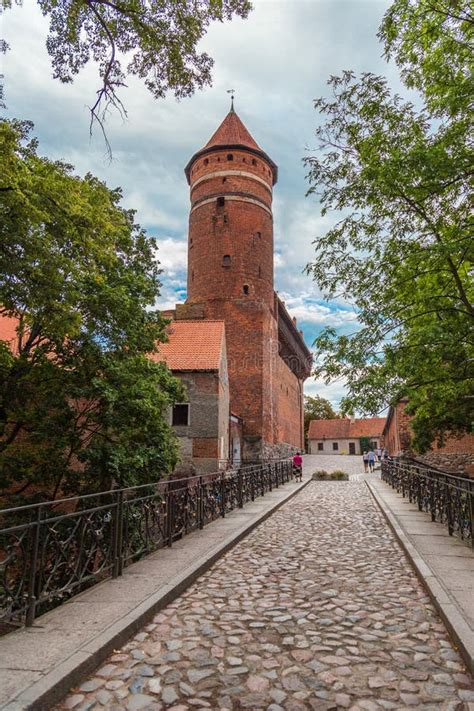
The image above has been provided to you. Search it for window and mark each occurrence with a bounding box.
[252,158,257,166]
[318,442,324,451]
[332,442,339,451]
[223,214,228,224]
[222,255,231,267]
[227,154,233,161]
[217,197,225,208]
[190,237,193,247]
[222,177,227,183]
[204,158,209,166]
[243,284,249,295]
[255,231,261,238]
[258,266,261,278]
[191,270,194,282]
[172,404,189,426]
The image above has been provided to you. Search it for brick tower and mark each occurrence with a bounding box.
[182,103,311,460]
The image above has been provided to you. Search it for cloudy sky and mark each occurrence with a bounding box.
[2,0,403,407]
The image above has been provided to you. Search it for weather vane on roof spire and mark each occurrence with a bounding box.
[227,89,235,112]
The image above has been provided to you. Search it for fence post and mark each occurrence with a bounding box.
[25,505,42,627]
[220,473,226,517]
[468,480,474,549]
[251,468,255,501]
[112,489,124,578]
[446,478,453,536]
[199,477,204,530]
[166,486,173,547]
[238,470,243,508]
[268,463,273,492]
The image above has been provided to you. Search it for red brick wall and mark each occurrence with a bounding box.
[276,355,303,449]
[384,401,474,476]
[187,148,275,309]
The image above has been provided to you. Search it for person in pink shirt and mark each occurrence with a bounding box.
[293,452,303,481]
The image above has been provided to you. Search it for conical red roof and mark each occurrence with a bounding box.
[185,107,278,185]
[204,110,262,152]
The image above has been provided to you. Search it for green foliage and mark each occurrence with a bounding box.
[0,119,184,504]
[312,470,348,481]
[305,3,474,453]
[379,0,473,117]
[1,0,251,136]
[359,437,371,454]
[304,394,337,448]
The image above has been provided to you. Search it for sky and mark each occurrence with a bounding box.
[2,0,404,408]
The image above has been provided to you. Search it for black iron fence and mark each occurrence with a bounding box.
[381,458,473,547]
[0,460,294,630]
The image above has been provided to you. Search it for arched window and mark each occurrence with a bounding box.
[222,255,231,267]
[243,284,249,295]
[204,158,209,166]
[217,197,225,209]
[227,154,233,161]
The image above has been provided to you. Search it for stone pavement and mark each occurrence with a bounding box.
[56,482,474,711]
[1,474,309,711]
[368,476,474,676]
[303,454,366,478]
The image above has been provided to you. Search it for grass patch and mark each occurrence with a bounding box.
[312,469,349,481]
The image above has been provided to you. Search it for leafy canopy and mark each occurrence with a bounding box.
[305,1,473,452]
[303,395,337,448]
[1,0,251,137]
[0,119,184,504]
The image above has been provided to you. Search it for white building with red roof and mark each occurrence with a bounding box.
[308,417,385,456]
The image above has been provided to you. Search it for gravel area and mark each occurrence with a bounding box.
[57,482,474,710]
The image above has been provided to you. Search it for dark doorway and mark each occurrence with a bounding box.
[349,442,356,455]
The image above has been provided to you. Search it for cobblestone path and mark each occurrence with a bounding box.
[59,483,474,711]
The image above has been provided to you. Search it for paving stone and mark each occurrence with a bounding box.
[126,694,155,710]
[56,483,474,711]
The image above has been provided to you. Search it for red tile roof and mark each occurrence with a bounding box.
[308,417,386,440]
[151,320,225,371]
[204,110,262,152]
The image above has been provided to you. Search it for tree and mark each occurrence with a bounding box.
[1,0,251,139]
[304,2,473,453]
[304,395,337,449]
[0,119,185,504]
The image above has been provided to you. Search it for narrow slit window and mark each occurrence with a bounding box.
[243,284,249,295]
[217,197,225,208]
[252,158,257,166]
[222,255,231,267]
[227,154,233,161]
[258,266,262,278]
[204,158,209,166]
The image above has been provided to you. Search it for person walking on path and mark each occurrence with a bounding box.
[376,446,382,461]
[368,449,376,472]
[362,451,369,473]
[293,452,303,481]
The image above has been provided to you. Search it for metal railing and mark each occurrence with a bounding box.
[0,460,293,631]
[381,459,473,547]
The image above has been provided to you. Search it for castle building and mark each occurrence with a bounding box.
[166,104,312,463]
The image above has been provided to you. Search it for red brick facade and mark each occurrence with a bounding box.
[177,108,311,460]
[383,400,474,476]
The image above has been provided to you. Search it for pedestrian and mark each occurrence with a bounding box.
[376,446,382,461]
[367,449,375,472]
[293,451,303,481]
[383,448,389,460]
[362,451,369,473]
